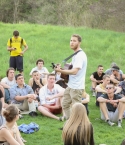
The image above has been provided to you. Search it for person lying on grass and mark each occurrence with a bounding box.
[97,83,125,127]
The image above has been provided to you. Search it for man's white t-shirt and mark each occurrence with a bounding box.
[68,49,87,89]
[39,84,64,105]
[1,77,16,87]
[29,67,49,78]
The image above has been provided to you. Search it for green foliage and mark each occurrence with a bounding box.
[0,22,125,144]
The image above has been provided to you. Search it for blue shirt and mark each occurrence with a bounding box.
[9,84,34,104]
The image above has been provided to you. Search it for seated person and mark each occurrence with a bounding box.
[105,62,123,75]
[9,74,37,116]
[110,65,125,85]
[38,73,65,121]
[1,67,16,104]
[95,75,121,106]
[29,70,47,95]
[117,80,125,97]
[29,59,49,78]
[62,103,94,145]
[52,63,62,82]
[97,83,125,127]
[82,92,90,115]
[0,104,24,145]
[90,65,105,97]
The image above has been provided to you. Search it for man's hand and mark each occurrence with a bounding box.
[46,96,54,101]
[20,51,24,55]
[27,94,37,100]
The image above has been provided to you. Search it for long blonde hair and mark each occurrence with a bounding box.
[62,103,92,145]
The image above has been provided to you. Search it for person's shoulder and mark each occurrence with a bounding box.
[1,77,8,82]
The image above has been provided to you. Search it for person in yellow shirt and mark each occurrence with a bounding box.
[7,30,28,74]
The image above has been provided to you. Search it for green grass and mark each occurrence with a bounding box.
[0,22,125,145]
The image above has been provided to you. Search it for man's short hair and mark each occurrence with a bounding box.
[32,70,38,75]
[13,30,19,36]
[106,83,115,88]
[36,59,44,65]
[103,75,110,80]
[47,73,56,79]
[15,74,23,80]
[98,65,103,68]
[110,62,117,68]
[6,67,15,77]
[71,34,82,42]
[111,65,120,71]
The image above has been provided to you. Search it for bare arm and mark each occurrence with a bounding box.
[82,93,90,104]
[28,78,33,87]
[1,82,10,89]
[15,94,36,101]
[0,128,20,145]
[46,89,65,100]
[7,46,16,51]
[22,45,28,54]
[15,127,24,145]
[90,75,98,82]
[97,97,107,103]
[110,75,119,84]
[55,68,79,75]
[95,85,107,93]
[114,86,122,94]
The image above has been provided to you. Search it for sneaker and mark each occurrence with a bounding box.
[118,119,122,127]
[92,91,96,97]
[107,120,115,126]
[59,116,66,121]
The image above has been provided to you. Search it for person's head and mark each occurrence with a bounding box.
[97,65,104,74]
[13,30,19,38]
[62,103,91,145]
[103,75,110,85]
[15,74,24,85]
[106,83,115,95]
[70,34,82,51]
[32,70,40,80]
[110,62,117,68]
[6,67,15,79]
[111,65,120,75]
[3,105,20,122]
[47,74,56,86]
[36,59,44,69]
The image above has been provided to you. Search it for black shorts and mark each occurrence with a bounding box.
[9,56,23,72]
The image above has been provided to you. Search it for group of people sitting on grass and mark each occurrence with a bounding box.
[1,59,125,144]
[90,62,125,127]
[0,58,91,144]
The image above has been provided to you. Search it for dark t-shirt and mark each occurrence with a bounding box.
[92,72,105,80]
[100,94,122,112]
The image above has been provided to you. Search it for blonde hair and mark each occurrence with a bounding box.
[62,103,92,144]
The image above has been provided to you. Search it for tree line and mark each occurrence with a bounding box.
[0,0,125,32]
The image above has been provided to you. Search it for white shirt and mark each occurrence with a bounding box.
[68,49,87,89]
[29,66,49,78]
[1,77,16,87]
[39,84,64,105]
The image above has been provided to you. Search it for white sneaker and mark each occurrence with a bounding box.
[107,120,115,126]
[118,120,122,127]
[92,91,96,97]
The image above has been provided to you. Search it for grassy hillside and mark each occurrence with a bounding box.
[0,22,125,145]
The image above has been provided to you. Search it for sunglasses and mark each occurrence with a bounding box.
[106,87,113,90]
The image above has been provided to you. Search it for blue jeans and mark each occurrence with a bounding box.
[4,88,11,103]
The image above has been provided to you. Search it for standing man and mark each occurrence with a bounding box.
[55,34,87,119]
[7,30,28,74]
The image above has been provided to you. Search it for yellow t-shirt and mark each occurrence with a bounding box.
[7,36,27,56]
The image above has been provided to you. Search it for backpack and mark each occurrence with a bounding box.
[10,37,23,48]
